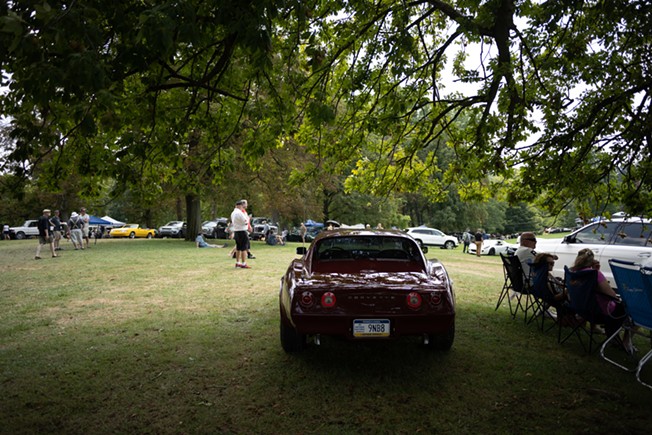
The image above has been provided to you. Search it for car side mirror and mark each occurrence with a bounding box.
[562,235,573,244]
[296,247,307,255]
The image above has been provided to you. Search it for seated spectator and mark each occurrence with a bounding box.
[571,248,633,353]
[196,233,225,249]
[532,253,568,305]
[515,231,537,278]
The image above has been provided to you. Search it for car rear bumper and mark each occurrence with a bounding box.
[289,312,454,338]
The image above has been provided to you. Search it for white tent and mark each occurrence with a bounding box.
[100,215,125,226]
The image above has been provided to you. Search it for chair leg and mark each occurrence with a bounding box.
[600,327,636,372]
[636,349,652,391]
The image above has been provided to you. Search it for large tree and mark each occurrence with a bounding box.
[294,0,651,216]
[0,0,299,238]
[2,0,650,223]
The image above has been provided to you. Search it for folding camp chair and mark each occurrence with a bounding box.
[601,260,652,390]
[496,253,517,316]
[561,266,606,353]
[527,260,564,333]
[498,253,534,322]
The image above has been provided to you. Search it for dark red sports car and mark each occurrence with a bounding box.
[279,229,456,352]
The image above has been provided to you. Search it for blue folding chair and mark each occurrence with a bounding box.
[527,260,571,336]
[603,260,652,390]
[527,260,553,331]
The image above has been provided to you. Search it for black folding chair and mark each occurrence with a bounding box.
[496,253,516,316]
[498,254,534,322]
[561,266,606,353]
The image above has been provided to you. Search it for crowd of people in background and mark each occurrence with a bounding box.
[32,207,94,259]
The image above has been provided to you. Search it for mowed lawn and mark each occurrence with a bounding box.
[1,238,651,434]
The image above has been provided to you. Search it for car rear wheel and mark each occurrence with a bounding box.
[428,323,454,351]
[444,241,455,249]
[488,248,495,255]
[15,232,25,240]
[146,233,152,239]
[129,232,135,239]
[280,317,306,353]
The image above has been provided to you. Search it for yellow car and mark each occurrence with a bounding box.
[109,224,156,239]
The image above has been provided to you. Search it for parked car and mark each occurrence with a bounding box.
[404,226,458,249]
[249,217,278,240]
[202,218,229,239]
[468,239,517,256]
[279,229,456,352]
[536,218,652,284]
[9,220,40,239]
[109,224,156,239]
[157,221,186,238]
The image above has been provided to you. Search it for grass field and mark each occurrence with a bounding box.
[1,237,651,434]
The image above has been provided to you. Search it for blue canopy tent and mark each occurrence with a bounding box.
[304,219,324,228]
[88,215,112,226]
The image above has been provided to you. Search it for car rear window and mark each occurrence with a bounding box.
[312,236,425,273]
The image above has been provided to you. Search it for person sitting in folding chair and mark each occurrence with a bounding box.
[571,248,633,352]
[532,253,568,306]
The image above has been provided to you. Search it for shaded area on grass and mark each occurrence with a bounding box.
[1,239,651,434]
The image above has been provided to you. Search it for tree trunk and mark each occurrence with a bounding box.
[185,194,201,241]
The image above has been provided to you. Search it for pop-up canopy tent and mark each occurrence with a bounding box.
[88,215,113,226]
[304,219,324,228]
[99,215,125,226]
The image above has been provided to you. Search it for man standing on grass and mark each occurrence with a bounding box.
[51,210,63,251]
[474,229,483,257]
[35,209,57,259]
[230,200,251,269]
[79,207,91,249]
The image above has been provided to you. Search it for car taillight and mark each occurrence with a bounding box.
[406,292,422,309]
[300,291,314,308]
[321,292,336,308]
[430,293,442,306]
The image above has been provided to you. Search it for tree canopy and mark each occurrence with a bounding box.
[1,0,650,231]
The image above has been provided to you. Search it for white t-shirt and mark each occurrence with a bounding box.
[515,246,536,279]
[230,208,249,232]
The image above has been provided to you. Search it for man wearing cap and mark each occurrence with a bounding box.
[68,211,84,250]
[35,209,57,259]
[230,200,251,269]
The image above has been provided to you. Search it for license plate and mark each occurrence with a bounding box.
[353,319,390,337]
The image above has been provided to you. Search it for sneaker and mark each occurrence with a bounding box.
[248,254,256,259]
[239,264,251,269]
[34,256,42,260]
[591,324,606,335]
